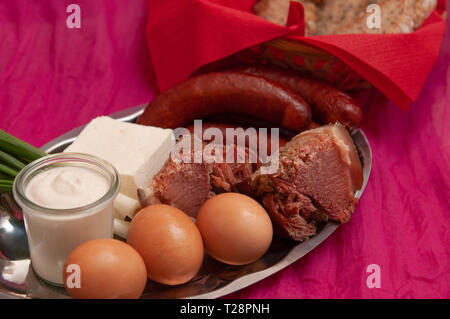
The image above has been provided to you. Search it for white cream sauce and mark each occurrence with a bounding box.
[26,166,109,209]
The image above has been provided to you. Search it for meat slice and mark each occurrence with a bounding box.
[254,124,363,241]
[139,160,214,217]
[139,141,258,217]
[262,192,318,240]
[139,124,363,242]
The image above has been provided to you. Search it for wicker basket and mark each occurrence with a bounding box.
[240,38,372,90]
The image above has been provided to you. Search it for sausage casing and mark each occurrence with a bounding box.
[138,72,312,132]
[233,65,363,128]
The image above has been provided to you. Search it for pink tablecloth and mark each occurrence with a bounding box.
[0,0,448,298]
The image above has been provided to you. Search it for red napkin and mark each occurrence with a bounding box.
[146,0,446,110]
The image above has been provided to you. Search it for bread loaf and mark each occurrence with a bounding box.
[253,0,438,35]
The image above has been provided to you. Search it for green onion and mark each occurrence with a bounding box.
[0,180,13,193]
[0,172,14,180]
[0,130,47,163]
[0,130,47,193]
[0,150,26,170]
[0,163,18,177]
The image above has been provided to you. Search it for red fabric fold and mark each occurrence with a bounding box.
[146,0,446,110]
[146,0,304,93]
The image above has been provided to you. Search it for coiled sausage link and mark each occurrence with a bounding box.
[232,65,363,129]
[138,72,312,132]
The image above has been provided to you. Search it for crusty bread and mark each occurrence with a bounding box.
[315,0,370,35]
[391,0,416,33]
[334,0,416,34]
[253,0,438,35]
[253,0,319,35]
[254,0,292,26]
[413,0,438,28]
[303,2,319,35]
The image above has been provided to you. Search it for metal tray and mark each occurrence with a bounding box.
[0,104,372,299]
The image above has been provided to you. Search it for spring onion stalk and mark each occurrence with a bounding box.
[0,150,26,170]
[0,180,13,193]
[0,172,14,180]
[0,130,47,193]
[0,187,12,193]
[0,130,47,163]
[0,163,18,178]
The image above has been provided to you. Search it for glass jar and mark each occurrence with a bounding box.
[13,153,120,286]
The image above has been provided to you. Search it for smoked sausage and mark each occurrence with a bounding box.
[232,65,363,128]
[138,72,312,132]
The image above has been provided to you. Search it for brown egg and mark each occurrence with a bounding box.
[196,193,273,265]
[63,238,147,299]
[127,204,204,285]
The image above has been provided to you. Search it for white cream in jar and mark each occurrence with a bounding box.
[25,166,109,209]
[13,153,120,286]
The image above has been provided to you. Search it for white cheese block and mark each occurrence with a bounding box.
[65,116,175,199]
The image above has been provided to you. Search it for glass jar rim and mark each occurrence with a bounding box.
[13,152,120,217]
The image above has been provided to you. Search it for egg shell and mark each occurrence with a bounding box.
[127,204,204,285]
[63,238,147,299]
[196,193,273,265]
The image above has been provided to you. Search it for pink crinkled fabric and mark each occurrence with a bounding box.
[0,0,448,298]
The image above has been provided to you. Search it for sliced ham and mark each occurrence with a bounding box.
[139,124,363,241]
[139,141,258,217]
[254,124,363,240]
